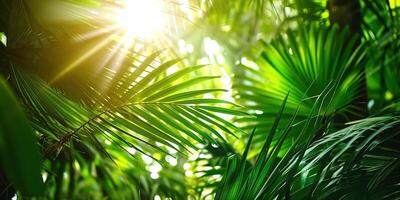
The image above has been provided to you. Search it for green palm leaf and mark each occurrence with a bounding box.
[234,24,367,144]
[297,116,400,199]
[0,75,44,196]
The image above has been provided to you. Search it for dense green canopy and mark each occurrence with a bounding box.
[0,0,399,199]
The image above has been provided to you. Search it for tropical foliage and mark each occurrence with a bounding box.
[0,0,399,199]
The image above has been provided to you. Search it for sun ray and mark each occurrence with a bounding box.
[95,32,136,92]
[50,33,118,83]
[50,0,170,84]
[74,24,120,42]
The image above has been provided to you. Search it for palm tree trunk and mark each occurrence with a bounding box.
[328,0,368,119]
[328,0,362,34]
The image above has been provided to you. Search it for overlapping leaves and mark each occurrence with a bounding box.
[298,116,400,199]
[234,25,367,143]
[11,53,244,159]
[216,97,400,199]
[216,94,316,199]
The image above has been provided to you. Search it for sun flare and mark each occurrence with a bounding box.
[117,0,165,38]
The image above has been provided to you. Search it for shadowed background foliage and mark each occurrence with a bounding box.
[0,0,399,199]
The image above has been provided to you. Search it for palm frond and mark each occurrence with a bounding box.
[11,54,244,159]
[215,93,315,199]
[297,116,400,199]
[216,104,400,199]
[362,0,400,112]
[234,24,367,146]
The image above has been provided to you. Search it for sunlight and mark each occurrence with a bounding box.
[49,1,168,83]
[0,32,6,46]
[117,0,165,38]
[50,33,117,83]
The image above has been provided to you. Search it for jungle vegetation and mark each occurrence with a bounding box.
[0,0,399,199]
